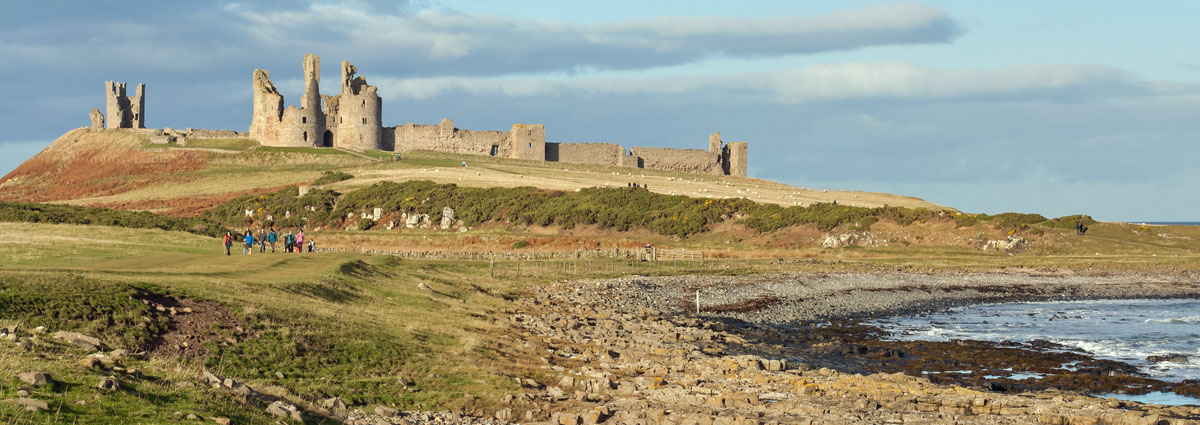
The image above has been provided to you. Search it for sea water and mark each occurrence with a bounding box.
[872,298,1200,405]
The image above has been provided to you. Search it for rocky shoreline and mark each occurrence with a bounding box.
[494,271,1200,424]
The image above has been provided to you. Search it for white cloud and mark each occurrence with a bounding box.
[373,62,1157,103]
[222,3,961,75]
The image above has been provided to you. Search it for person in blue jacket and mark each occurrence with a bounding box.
[268,228,278,253]
[243,230,255,255]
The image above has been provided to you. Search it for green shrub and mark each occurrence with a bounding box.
[0,201,226,237]
[512,240,530,249]
[314,171,353,186]
[357,218,375,231]
[203,186,337,229]
[1041,214,1097,230]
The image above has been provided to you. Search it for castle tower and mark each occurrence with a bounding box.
[330,60,382,150]
[296,54,325,146]
[104,81,145,129]
[510,124,546,160]
[252,54,330,147]
[709,132,722,154]
[723,142,748,177]
[249,69,284,144]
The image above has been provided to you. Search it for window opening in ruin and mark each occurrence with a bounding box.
[303,132,308,142]
[361,100,365,106]
[528,143,532,148]
[302,116,306,123]
[362,118,367,124]
[322,131,333,147]
[490,145,498,156]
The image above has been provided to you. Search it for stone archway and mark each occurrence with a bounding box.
[322,130,333,147]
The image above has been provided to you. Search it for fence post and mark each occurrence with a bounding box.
[490,255,495,278]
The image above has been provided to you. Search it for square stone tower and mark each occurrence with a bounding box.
[105,81,145,129]
[510,124,546,161]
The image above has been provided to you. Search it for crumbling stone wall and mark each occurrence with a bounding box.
[89,109,104,130]
[630,147,724,175]
[546,142,628,166]
[105,81,144,129]
[392,119,510,157]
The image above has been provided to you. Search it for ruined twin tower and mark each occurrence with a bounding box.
[90,81,145,130]
[250,54,382,151]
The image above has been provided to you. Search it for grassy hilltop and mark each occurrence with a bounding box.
[1,129,1199,423]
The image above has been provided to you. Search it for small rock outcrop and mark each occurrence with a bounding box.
[16,372,51,387]
[1147,354,1189,363]
[440,207,455,230]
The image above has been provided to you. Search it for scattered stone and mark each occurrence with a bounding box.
[211,417,231,425]
[79,357,101,369]
[51,331,102,351]
[97,376,119,392]
[108,349,129,362]
[321,396,346,411]
[16,372,51,387]
[374,406,399,417]
[15,390,28,398]
[3,398,48,412]
[266,401,300,420]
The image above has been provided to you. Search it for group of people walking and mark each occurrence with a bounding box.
[222,228,314,256]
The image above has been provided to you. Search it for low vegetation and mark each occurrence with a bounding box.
[313,170,354,186]
[0,200,226,237]
[201,181,1099,238]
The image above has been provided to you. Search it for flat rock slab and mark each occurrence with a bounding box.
[16,372,51,387]
[52,331,102,351]
[3,398,49,412]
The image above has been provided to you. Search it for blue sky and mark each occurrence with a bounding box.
[2,1,1197,221]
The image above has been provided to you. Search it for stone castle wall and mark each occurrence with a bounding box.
[546,142,632,167]
[630,147,725,175]
[390,119,512,157]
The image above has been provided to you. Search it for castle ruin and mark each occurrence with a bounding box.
[250,54,383,151]
[92,53,749,177]
[105,81,145,129]
[248,54,749,176]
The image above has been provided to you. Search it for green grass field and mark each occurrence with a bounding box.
[0,223,536,423]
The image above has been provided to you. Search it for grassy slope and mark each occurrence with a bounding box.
[1,215,1199,423]
[0,223,538,424]
[0,129,942,212]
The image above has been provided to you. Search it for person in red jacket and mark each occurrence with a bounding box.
[222,232,233,256]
